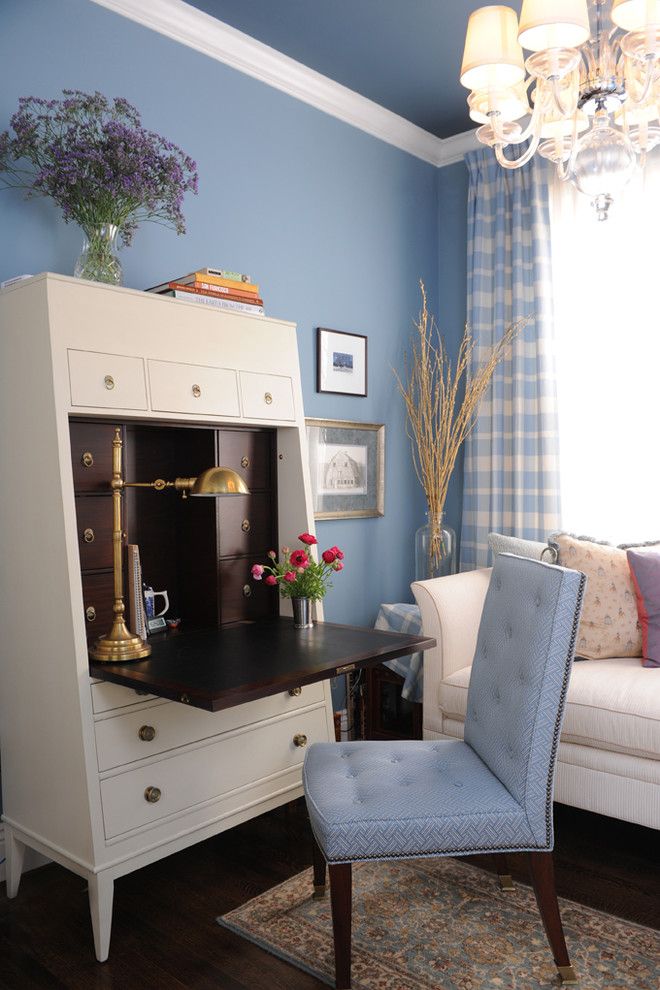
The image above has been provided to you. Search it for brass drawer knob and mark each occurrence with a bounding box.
[104,375,115,391]
[144,786,161,803]
[241,518,251,533]
[192,384,201,398]
[264,392,273,405]
[138,724,156,742]
[85,606,96,622]
[241,456,250,469]
[289,687,302,697]
[83,527,95,543]
[242,584,252,598]
[81,451,94,468]
[293,733,308,748]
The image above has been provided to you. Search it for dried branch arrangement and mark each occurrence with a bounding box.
[394,281,531,568]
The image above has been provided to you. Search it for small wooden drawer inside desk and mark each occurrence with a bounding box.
[68,350,147,410]
[147,359,240,417]
[239,371,294,420]
[99,704,327,838]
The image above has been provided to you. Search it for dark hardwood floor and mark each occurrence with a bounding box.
[0,800,657,989]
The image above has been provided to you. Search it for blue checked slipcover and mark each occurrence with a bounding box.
[376,603,423,703]
[460,147,561,570]
[303,554,584,864]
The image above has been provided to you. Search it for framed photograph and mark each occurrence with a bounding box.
[306,418,384,519]
[316,327,367,397]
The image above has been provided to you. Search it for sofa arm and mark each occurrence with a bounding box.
[411,569,492,735]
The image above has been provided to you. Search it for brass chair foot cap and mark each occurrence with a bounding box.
[312,884,326,899]
[557,965,578,984]
[498,874,515,891]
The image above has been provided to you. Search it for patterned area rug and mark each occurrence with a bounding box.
[218,857,660,989]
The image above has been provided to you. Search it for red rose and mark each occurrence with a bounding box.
[298,532,318,545]
[284,570,297,583]
[322,549,337,564]
[264,575,277,586]
[290,549,309,568]
[333,561,344,571]
[331,546,345,560]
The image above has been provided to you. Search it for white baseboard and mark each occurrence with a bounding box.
[0,824,50,885]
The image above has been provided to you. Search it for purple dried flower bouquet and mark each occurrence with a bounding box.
[0,90,198,284]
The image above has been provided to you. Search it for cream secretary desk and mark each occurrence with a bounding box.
[0,274,335,960]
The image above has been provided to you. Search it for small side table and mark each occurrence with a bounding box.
[366,603,424,740]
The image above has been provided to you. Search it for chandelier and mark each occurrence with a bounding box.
[460,1,660,219]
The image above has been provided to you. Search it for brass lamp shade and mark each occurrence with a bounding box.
[190,466,249,496]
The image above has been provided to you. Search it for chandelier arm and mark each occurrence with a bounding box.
[494,129,542,169]
[625,55,656,107]
[549,73,576,118]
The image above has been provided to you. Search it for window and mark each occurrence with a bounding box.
[549,157,660,544]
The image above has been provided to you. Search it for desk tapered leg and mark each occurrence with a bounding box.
[312,833,327,898]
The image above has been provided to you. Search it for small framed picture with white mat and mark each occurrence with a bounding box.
[316,327,367,397]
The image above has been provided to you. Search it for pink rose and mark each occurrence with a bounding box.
[333,561,344,571]
[268,550,277,559]
[284,570,297,583]
[322,549,337,564]
[298,532,318,545]
[251,564,264,580]
[331,546,345,560]
[297,566,305,574]
[290,549,309,568]
[264,575,277,586]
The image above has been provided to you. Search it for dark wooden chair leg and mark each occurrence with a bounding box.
[528,852,577,985]
[492,853,515,891]
[328,862,352,990]
[312,833,327,898]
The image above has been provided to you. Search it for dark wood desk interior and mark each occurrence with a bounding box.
[90,618,436,712]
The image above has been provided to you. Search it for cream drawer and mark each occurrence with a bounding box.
[91,681,158,714]
[68,349,147,410]
[100,705,328,838]
[148,359,240,417]
[239,371,295,421]
[94,682,325,771]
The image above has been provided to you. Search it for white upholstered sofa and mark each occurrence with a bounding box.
[412,568,660,831]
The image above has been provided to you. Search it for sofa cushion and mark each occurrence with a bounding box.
[550,533,642,659]
[627,549,660,668]
[439,658,660,761]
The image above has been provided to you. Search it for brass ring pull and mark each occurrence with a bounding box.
[83,528,95,543]
[242,584,252,598]
[289,687,302,697]
[180,693,191,704]
[264,392,273,405]
[192,384,201,398]
[241,456,250,469]
[144,786,161,803]
[138,725,156,742]
[293,733,308,748]
[81,451,94,468]
[104,375,115,391]
[85,606,96,622]
[241,519,251,533]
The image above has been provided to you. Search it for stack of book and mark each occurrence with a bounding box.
[147,267,264,315]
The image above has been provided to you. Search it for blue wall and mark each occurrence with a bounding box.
[0,0,475,634]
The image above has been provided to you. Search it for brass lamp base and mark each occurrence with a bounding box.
[89,618,151,662]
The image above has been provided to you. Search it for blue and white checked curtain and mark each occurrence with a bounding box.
[459,148,561,570]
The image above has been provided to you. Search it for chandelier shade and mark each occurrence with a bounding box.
[518,0,591,52]
[460,6,525,91]
[612,0,660,31]
[460,0,660,219]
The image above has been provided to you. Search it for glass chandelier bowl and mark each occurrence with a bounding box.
[460,0,660,218]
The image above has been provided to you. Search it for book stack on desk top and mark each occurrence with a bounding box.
[146,267,265,315]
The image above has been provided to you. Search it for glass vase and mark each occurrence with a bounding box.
[74,223,122,285]
[414,512,457,582]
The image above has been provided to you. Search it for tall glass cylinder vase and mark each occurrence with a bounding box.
[74,223,123,285]
[414,511,457,582]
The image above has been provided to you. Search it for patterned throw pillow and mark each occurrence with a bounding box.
[550,533,642,659]
[627,549,660,668]
[488,532,557,563]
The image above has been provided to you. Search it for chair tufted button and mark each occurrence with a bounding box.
[505,625,513,640]
[534,593,542,607]
[496,577,502,589]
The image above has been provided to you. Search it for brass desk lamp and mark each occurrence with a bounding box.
[89,427,249,663]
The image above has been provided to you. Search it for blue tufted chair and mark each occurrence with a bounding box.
[303,554,586,990]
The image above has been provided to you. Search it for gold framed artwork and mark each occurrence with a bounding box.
[306,418,385,520]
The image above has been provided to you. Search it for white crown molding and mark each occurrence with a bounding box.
[89,0,452,165]
[438,129,480,167]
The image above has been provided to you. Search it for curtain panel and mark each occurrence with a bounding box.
[460,148,561,569]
